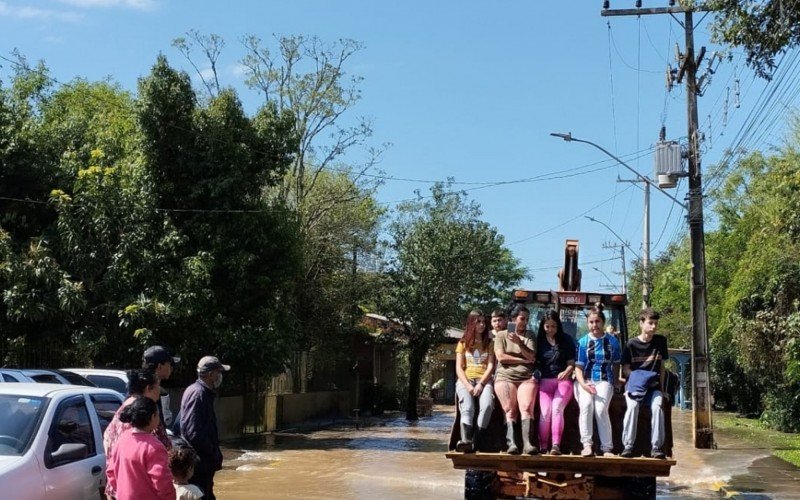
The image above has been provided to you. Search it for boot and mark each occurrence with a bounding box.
[473,426,484,452]
[521,419,539,455]
[456,423,474,453]
[505,421,520,454]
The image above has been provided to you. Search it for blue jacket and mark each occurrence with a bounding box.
[626,369,660,402]
[180,379,223,470]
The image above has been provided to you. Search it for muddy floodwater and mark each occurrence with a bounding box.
[214,406,777,499]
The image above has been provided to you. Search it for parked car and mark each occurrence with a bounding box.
[61,368,173,426]
[0,369,96,388]
[0,383,124,499]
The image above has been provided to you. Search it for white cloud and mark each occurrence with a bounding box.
[57,0,156,10]
[0,2,83,22]
[230,63,250,79]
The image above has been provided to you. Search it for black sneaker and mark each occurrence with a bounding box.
[651,448,666,459]
[620,446,634,458]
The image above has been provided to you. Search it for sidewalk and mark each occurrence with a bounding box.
[667,409,800,499]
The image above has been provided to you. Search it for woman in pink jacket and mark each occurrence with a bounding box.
[107,396,176,500]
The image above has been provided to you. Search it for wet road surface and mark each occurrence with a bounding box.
[214,406,799,499]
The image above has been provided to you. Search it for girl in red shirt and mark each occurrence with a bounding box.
[107,396,176,500]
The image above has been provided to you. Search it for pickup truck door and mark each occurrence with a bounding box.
[40,395,106,499]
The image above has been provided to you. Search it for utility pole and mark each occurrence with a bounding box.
[602,241,628,294]
[617,177,650,307]
[602,2,714,449]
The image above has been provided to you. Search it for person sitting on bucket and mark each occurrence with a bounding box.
[620,307,669,459]
[454,310,495,453]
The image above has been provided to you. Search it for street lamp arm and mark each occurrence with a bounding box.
[550,132,688,210]
[584,216,642,261]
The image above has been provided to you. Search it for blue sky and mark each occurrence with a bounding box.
[2,1,796,291]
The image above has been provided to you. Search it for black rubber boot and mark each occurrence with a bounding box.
[505,421,520,454]
[473,426,484,452]
[456,423,474,453]
[521,419,538,455]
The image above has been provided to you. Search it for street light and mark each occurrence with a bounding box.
[584,216,640,260]
[552,131,686,308]
[550,132,686,210]
[593,266,622,293]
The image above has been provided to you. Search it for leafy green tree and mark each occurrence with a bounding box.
[172,33,387,386]
[384,183,526,420]
[135,56,303,376]
[709,0,800,79]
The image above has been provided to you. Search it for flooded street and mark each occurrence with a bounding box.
[215,407,462,499]
[215,406,795,499]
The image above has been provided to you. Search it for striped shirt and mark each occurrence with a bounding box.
[575,333,621,382]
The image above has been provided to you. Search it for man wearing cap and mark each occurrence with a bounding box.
[143,345,180,429]
[180,355,230,500]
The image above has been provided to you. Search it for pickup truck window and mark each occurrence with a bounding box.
[87,375,128,395]
[90,394,123,435]
[46,396,96,467]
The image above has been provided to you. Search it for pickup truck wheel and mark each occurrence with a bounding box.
[623,476,656,499]
[465,469,495,499]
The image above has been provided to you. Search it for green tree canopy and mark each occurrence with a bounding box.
[384,183,526,419]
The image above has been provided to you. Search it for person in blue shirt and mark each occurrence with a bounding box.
[574,303,621,457]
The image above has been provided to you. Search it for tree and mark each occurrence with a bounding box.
[135,56,303,376]
[384,184,526,420]
[173,33,388,387]
[709,0,800,79]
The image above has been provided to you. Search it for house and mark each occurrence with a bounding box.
[427,327,463,404]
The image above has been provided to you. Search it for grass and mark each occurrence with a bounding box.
[714,412,800,468]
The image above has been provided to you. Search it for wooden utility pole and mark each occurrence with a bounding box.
[601,3,714,449]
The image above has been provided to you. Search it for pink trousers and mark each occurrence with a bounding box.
[538,377,574,449]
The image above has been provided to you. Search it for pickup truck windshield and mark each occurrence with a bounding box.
[0,395,46,456]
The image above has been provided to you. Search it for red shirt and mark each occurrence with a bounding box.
[107,430,176,500]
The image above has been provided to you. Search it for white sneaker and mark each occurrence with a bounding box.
[581,444,594,457]
[602,451,615,457]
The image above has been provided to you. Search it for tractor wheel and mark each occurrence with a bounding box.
[623,476,657,500]
[464,469,496,499]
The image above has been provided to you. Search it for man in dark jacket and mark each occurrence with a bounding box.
[180,355,230,500]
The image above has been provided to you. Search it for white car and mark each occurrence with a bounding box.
[61,368,173,426]
[0,383,123,500]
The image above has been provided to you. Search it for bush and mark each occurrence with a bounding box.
[760,385,800,433]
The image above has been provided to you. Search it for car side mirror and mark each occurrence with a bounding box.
[50,443,88,465]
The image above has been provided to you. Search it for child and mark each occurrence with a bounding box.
[169,447,205,499]
[106,396,176,500]
[620,307,669,459]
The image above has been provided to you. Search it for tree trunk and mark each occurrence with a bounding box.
[405,346,426,421]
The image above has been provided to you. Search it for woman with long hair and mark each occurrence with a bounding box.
[106,396,175,500]
[574,303,622,457]
[454,310,496,452]
[535,310,576,455]
[494,305,538,455]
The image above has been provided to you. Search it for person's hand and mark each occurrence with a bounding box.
[472,382,484,396]
[557,369,572,381]
[582,382,597,395]
[507,331,522,345]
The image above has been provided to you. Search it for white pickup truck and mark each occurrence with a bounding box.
[0,383,123,499]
